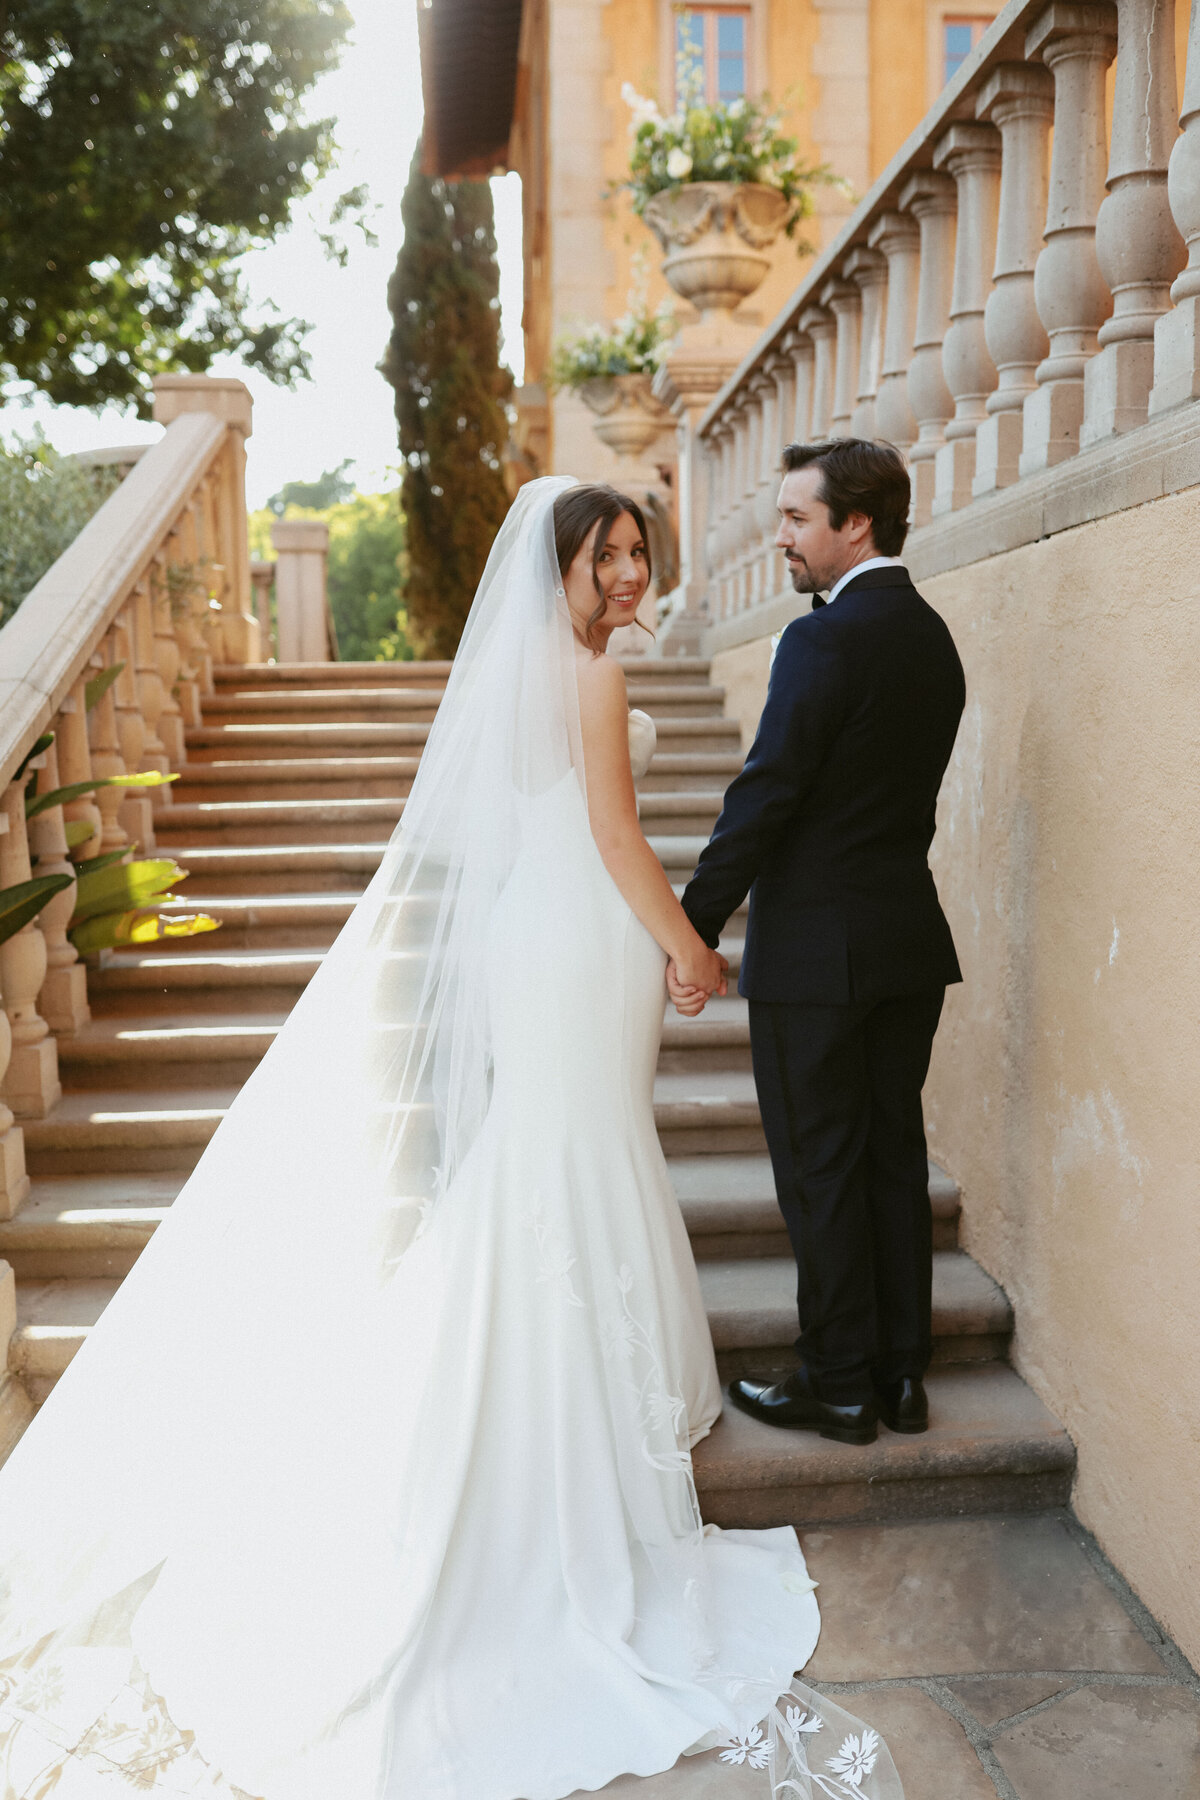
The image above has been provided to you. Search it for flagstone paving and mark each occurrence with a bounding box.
[577,1511,1200,1798]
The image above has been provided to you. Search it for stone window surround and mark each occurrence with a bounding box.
[657,0,767,107]
[930,2,999,107]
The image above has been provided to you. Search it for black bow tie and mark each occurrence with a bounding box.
[811,594,827,609]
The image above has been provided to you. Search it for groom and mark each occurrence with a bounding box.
[671,439,965,1447]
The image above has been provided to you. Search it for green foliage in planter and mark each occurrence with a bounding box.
[0,0,356,411]
[0,434,122,625]
[614,82,840,244]
[380,148,513,661]
[549,298,676,392]
[26,769,176,820]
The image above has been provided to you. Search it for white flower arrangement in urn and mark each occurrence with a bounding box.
[548,258,677,459]
[614,59,843,321]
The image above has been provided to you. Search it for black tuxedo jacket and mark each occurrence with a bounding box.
[682,566,966,1005]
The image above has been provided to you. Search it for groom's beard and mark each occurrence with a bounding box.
[785,555,824,594]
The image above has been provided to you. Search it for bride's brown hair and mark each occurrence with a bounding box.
[553,484,655,653]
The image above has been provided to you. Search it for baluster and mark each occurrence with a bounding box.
[869,213,921,451]
[933,123,1002,514]
[752,368,781,560]
[785,327,815,444]
[0,779,61,1119]
[250,563,276,660]
[709,425,732,619]
[0,794,30,1214]
[763,350,794,593]
[801,304,837,437]
[131,578,171,795]
[112,605,155,852]
[152,555,187,768]
[1020,3,1118,474]
[1081,0,1186,441]
[184,505,217,699]
[86,642,130,856]
[846,247,887,438]
[28,739,89,1036]
[900,169,958,526]
[56,682,103,864]
[973,64,1055,495]
[725,409,746,614]
[822,276,862,437]
[1152,0,1200,412]
[740,395,763,608]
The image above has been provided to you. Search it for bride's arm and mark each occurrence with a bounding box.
[576,653,726,996]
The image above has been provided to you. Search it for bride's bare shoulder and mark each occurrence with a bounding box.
[575,650,627,715]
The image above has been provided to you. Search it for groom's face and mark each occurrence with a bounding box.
[774,466,869,596]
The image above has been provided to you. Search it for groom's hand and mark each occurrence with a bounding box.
[667,954,728,1016]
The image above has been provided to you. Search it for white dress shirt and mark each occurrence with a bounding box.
[825,555,907,606]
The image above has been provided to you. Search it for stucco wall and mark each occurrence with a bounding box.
[710,490,1200,1662]
[921,489,1200,1665]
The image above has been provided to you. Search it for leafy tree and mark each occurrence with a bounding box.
[247,489,413,662]
[0,434,121,624]
[0,0,353,411]
[266,459,355,515]
[381,150,512,659]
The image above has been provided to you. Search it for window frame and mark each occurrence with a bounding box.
[659,0,764,112]
[925,1,995,106]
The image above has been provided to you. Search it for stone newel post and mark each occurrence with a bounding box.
[272,520,332,664]
[1020,3,1118,475]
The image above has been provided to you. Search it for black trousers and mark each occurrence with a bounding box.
[748,988,945,1403]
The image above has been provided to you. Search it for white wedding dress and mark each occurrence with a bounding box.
[0,480,902,1800]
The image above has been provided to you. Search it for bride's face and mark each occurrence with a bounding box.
[564,511,650,647]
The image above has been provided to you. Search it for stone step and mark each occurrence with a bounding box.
[699,1251,1011,1377]
[210,656,714,690]
[9,1277,120,1405]
[692,1362,1076,1527]
[213,660,455,688]
[151,790,725,848]
[0,1174,179,1278]
[58,994,750,1088]
[173,756,421,803]
[182,717,742,763]
[127,834,718,898]
[84,937,745,1023]
[675,1156,962,1259]
[202,683,727,725]
[9,1277,1068,1526]
[21,1089,234,1175]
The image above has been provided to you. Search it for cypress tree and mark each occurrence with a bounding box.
[381,151,513,659]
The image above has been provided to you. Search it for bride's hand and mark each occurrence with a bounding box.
[667,947,727,1015]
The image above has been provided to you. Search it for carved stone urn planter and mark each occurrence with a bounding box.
[578,373,674,459]
[642,181,791,319]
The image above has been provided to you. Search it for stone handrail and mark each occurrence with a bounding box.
[686,0,1200,648]
[0,375,258,1199]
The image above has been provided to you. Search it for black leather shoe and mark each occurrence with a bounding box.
[875,1376,929,1434]
[729,1368,877,1445]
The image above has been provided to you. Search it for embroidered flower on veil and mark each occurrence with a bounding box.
[785,1702,824,1738]
[717,1724,770,1768]
[827,1727,880,1787]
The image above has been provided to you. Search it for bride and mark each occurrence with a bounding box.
[0,478,902,1799]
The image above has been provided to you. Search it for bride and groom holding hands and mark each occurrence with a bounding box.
[0,435,961,1798]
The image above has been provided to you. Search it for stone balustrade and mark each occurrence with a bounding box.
[0,375,259,1202]
[680,0,1200,640]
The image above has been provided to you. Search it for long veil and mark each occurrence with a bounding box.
[0,476,903,1800]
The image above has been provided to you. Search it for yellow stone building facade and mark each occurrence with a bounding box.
[507,0,997,486]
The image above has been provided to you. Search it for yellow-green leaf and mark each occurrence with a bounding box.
[0,874,73,949]
[63,819,95,850]
[84,662,124,712]
[27,770,177,819]
[71,858,186,926]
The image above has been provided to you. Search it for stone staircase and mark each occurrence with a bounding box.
[0,657,1075,1524]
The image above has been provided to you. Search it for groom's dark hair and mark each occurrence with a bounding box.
[781,439,910,555]
[554,484,654,653]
